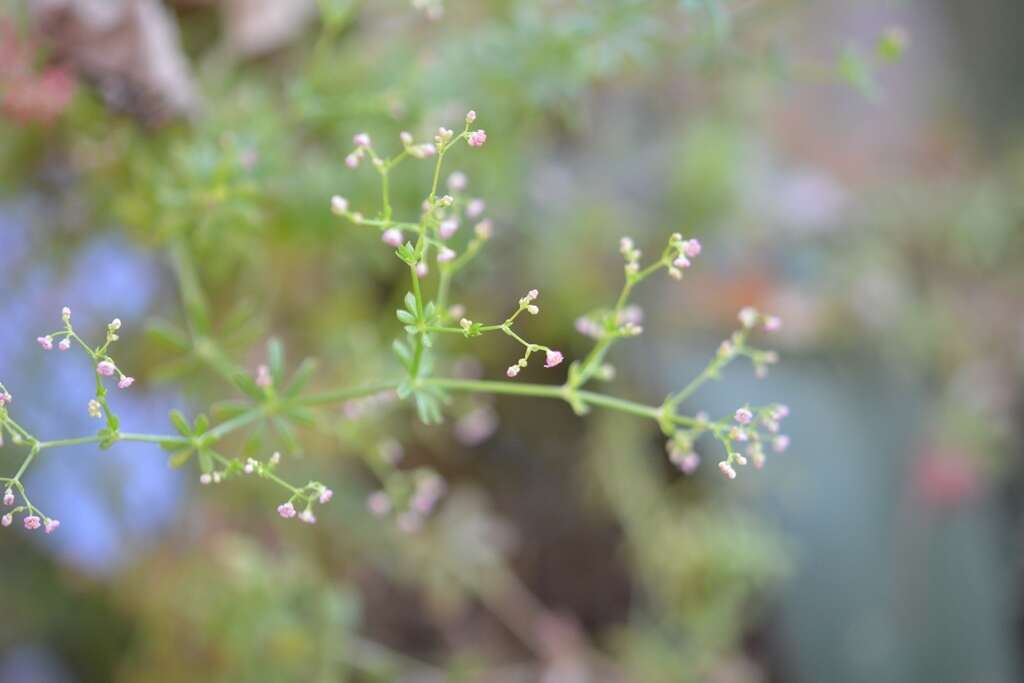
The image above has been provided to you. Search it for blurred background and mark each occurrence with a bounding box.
[1,0,1023,681]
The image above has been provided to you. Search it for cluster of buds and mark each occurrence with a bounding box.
[738,306,782,333]
[37,308,135,419]
[366,468,447,534]
[345,132,373,168]
[399,130,437,159]
[666,233,702,280]
[0,383,11,409]
[575,304,644,340]
[620,237,642,275]
[2,486,59,534]
[716,403,790,479]
[503,290,564,378]
[666,433,701,475]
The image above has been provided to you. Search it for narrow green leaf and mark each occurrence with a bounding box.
[169,409,191,436]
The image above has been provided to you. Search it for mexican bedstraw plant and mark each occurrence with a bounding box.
[0,111,790,535]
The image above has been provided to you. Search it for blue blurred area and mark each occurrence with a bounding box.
[1,202,185,577]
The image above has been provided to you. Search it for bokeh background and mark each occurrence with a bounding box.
[2,0,1023,681]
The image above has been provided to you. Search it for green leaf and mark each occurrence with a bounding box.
[396,380,413,399]
[193,413,210,435]
[392,339,411,368]
[403,291,418,314]
[396,309,416,325]
[232,371,266,401]
[145,319,190,351]
[211,400,251,420]
[169,409,191,436]
[267,337,285,385]
[197,448,214,474]
[284,406,317,427]
[273,417,301,454]
[168,449,194,468]
[285,358,319,397]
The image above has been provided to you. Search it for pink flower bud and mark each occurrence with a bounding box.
[330,195,348,214]
[44,519,60,534]
[734,407,753,424]
[319,488,333,504]
[118,376,134,389]
[277,502,296,518]
[382,228,403,247]
[466,198,485,218]
[3,489,13,506]
[353,133,371,147]
[367,491,392,517]
[255,364,272,388]
[465,110,477,123]
[439,219,459,240]
[506,365,520,378]
[764,315,782,332]
[58,338,71,351]
[299,509,317,524]
[468,130,487,147]
[718,461,737,480]
[97,360,116,376]
[1,513,11,527]
[682,239,701,257]
[772,435,790,453]
[416,262,429,278]
[544,350,564,368]
[37,336,53,350]
[345,153,359,169]
[672,256,691,269]
[437,247,456,263]
[447,172,467,191]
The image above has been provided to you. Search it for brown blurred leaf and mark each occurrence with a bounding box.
[30,0,200,124]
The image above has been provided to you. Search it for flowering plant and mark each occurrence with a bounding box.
[1,112,788,535]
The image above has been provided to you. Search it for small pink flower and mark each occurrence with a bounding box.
[772,435,790,453]
[319,488,333,504]
[118,376,134,389]
[367,491,392,517]
[772,404,790,420]
[44,519,60,534]
[465,110,477,124]
[764,315,782,332]
[0,391,11,407]
[330,195,348,214]
[299,509,317,524]
[506,365,520,378]
[466,198,485,218]
[416,262,429,278]
[718,461,737,480]
[58,338,71,351]
[1,513,11,527]
[37,336,53,350]
[437,247,456,263]
[468,129,487,147]
[544,350,564,368]
[734,407,753,424]
[439,219,459,240]
[382,228,403,247]
[447,172,467,191]
[419,143,436,157]
[474,219,493,239]
[96,360,116,376]
[679,453,701,474]
[23,515,41,530]
[3,489,13,506]
[345,153,360,169]
[672,256,691,269]
[277,502,296,518]
[682,239,702,257]
[62,306,72,321]
[738,307,759,329]
[199,473,212,485]
[255,364,272,388]
[353,132,371,147]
